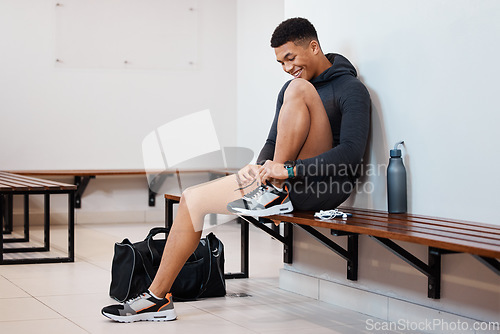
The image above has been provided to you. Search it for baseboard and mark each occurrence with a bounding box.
[279,269,499,332]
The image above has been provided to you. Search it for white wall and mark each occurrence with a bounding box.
[2,0,238,229]
[281,0,500,323]
[6,0,285,226]
[0,0,237,170]
[237,0,286,161]
[285,0,500,225]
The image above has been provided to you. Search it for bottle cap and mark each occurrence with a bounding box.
[390,141,404,157]
[390,149,401,157]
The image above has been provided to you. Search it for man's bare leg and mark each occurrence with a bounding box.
[148,174,253,298]
[148,79,332,298]
[272,78,332,186]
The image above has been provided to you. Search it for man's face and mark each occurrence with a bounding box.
[274,41,316,81]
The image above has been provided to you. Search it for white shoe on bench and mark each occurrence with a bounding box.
[227,182,293,217]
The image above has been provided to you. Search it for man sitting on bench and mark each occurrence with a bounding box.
[102,17,371,323]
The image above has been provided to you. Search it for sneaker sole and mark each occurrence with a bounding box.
[231,202,293,217]
[102,309,177,323]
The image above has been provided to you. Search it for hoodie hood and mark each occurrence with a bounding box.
[311,53,358,85]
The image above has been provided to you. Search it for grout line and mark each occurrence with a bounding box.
[32,296,91,334]
[188,303,260,334]
[1,275,89,332]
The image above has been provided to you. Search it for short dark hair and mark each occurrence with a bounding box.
[270,17,319,48]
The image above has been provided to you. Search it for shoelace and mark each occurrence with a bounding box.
[126,292,148,304]
[314,209,352,220]
[243,185,268,200]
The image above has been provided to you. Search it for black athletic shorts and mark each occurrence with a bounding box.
[285,174,354,211]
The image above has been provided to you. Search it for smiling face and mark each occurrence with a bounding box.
[274,40,320,81]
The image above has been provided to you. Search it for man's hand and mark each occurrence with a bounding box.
[237,164,261,185]
[258,160,288,183]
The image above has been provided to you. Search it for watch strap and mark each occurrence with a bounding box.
[284,160,296,179]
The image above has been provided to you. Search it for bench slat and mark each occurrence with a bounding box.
[0,181,24,191]
[0,171,74,188]
[342,207,500,233]
[338,209,500,242]
[0,172,76,191]
[0,178,48,191]
[269,212,500,258]
[335,214,499,247]
[3,171,75,185]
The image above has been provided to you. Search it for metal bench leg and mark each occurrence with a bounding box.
[371,237,442,299]
[74,175,94,209]
[347,234,358,281]
[428,247,441,299]
[44,194,50,251]
[23,194,29,241]
[149,189,157,207]
[68,191,75,261]
[284,222,293,264]
[165,197,250,279]
[472,255,500,276]
[0,194,4,263]
[226,217,250,279]
[296,225,358,281]
[165,198,177,229]
[3,194,13,234]
[1,194,5,234]
[2,194,29,243]
[240,217,249,277]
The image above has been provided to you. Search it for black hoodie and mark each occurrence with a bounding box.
[257,53,371,182]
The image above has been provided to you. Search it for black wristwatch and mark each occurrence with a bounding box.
[284,160,296,179]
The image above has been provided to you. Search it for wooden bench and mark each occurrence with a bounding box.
[9,170,151,208]
[10,169,234,209]
[164,194,500,299]
[0,172,76,264]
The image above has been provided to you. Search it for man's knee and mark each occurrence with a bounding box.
[178,187,205,230]
[284,78,318,101]
[179,186,198,211]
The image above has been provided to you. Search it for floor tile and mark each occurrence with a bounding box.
[71,308,256,334]
[37,293,116,319]
[0,318,88,334]
[3,261,110,296]
[0,276,30,298]
[0,297,61,322]
[200,302,333,332]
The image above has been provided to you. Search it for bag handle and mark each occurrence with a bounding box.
[145,227,169,241]
[145,227,170,268]
[137,227,170,283]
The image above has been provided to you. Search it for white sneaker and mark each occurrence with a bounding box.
[227,182,293,216]
[101,291,177,323]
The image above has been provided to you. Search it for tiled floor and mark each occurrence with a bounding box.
[1,219,394,334]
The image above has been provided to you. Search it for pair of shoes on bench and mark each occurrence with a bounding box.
[227,182,293,216]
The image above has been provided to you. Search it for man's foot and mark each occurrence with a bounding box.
[227,182,293,216]
[101,291,177,323]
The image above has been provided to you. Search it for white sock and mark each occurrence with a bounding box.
[148,289,163,300]
[271,183,283,192]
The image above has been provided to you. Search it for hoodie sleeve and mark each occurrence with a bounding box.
[295,78,371,178]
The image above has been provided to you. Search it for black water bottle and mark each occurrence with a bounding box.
[387,141,407,213]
